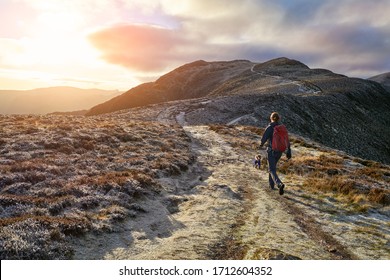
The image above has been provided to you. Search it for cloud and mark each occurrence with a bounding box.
[87,1,287,72]
[88,24,190,71]
[290,1,390,76]
[87,22,286,73]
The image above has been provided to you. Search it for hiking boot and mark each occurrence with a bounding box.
[278,183,285,195]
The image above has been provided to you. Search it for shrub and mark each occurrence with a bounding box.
[0,219,72,259]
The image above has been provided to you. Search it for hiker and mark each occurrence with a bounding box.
[260,112,291,195]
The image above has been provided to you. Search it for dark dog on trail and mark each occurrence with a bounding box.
[254,154,261,169]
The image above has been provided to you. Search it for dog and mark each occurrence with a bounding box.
[254,154,261,169]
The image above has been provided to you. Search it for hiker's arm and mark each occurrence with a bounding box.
[260,126,272,147]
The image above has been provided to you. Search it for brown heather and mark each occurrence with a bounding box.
[0,114,191,259]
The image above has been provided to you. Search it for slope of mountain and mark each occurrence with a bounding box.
[0,86,120,114]
[87,58,390,164]
[369,72,390,92]
[86,60,253,115]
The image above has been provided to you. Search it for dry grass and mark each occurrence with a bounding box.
[354,167,386,180]
[209,124,264,152]
[0,114,192,259]
[302,175,365,206]
[207,124,390,210]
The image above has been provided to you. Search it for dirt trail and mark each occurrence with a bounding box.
[72,122,336,259]
[180,125,334,260]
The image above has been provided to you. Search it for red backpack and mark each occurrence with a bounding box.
[272,124,289,152]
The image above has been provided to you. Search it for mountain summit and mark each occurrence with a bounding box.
[86,57,344,116]
[86,58,390,164]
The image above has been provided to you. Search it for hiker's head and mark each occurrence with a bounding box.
[270,112,280,122]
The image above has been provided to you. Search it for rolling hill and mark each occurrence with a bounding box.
[0,86,120,114]
[87,57,390,164]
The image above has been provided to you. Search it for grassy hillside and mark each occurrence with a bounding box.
[0,114,191,259]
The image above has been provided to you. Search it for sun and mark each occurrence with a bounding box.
[14,7,104,84]
[30,9,90,62]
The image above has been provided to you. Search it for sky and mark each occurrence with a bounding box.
[0,0,389,91]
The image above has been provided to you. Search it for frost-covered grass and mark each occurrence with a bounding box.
[0,114,191,259]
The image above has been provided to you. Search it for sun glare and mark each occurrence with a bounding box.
[5,4,109,88]
[31,9,88,60]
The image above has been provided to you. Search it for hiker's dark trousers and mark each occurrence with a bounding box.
[267,149,283,187]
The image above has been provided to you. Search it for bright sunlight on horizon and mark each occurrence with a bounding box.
[0,0,172,91]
